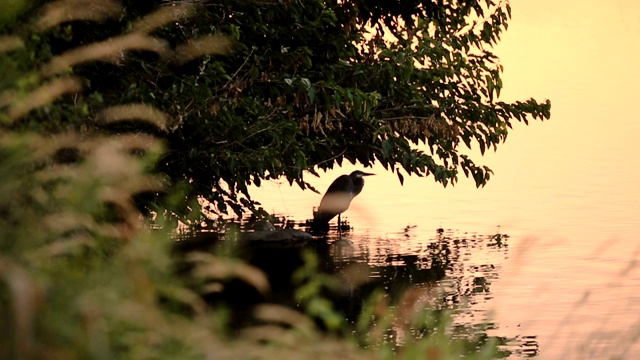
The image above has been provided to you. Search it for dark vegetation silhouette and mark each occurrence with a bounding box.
[1,1,548,358]
[2,0,549,223]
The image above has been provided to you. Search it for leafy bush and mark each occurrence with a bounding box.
[1,0,550,219]
[0,2,528,359]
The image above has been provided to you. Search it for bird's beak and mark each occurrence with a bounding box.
[362,172,375,176]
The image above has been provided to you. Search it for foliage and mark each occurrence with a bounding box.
[1,0,550,219]
[293,250,348,331]
[0,130,372,360]
[1,4,503,359]
[0,132,210,358]
[0,2,547,359]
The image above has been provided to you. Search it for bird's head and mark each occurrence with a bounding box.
[350,170,375,178]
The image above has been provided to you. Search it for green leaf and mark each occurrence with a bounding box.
[381,139,392,158]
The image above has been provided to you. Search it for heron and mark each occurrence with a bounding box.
[313,170,375,231]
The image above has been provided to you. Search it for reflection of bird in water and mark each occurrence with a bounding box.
[313,170,375,231]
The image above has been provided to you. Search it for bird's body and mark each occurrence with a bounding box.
[313,170,375,228]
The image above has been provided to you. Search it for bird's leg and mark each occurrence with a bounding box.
[337,213,342,236]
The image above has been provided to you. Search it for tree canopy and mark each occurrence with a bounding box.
[1,0,550,219]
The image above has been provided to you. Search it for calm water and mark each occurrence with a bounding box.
[249,1,640,358]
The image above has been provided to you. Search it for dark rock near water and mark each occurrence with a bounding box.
[240,228,313,246]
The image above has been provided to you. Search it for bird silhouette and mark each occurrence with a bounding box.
[312,170,375,231]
